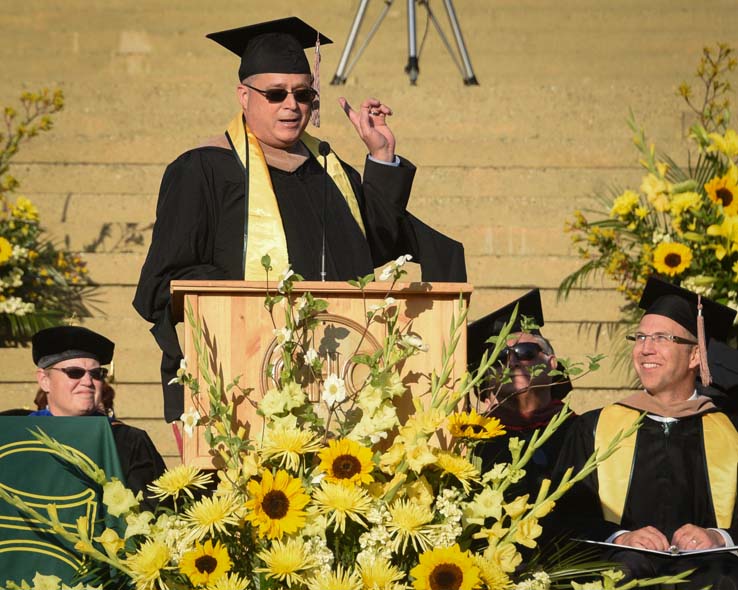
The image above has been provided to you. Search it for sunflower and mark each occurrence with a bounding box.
[435,451,480,492]
[306,564,363,590]
[386,498,435,552]
[448,409,506,440]
[317,438,375,486]
[705,165,738,216]
[410,544,481,590]
[180,539,232,586]
[183,493,241,542]
[126,540,170,590]
[260,425,323,471]
[148,465,212,503]
[312,481,372,532]
[255,536,316,587]
[357,555,406,590]
[245,469,310,539]
[652,242,692,277]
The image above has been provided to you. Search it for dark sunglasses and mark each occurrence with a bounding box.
[497,342,544,364]
[48,366,108,381]
[244,83,317,104]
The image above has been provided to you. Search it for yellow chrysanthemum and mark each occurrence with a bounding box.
[183,493,241,541]
[245,469,310,539]
[474,554,511,589]
[707,129,738,159]
[148,464,212,502]
[180,539,232,586]
[386,498,435,552]
[317,438,375,486]
[652,242,692,277]
[669,191,702,217]
[448,409,506,440]
[705,165,738,216]
[306,564,363,590]
[312,480,372,532]
[126,540,170,590]
[206,571,251,590]
[410,544,481,590]
[260,424,323,471]
[0,237,12,265]
[435,451,480,492]
[357,554,406,589]
[255,536,316,587]
[609,189,640,218]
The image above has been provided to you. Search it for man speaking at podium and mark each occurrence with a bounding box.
[133,17,464,422]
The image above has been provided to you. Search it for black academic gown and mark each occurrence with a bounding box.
[133,145,466,421]
[553,406,738,587]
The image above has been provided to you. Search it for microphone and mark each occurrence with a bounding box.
[318,141,331,281]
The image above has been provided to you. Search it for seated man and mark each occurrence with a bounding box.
[554,277,738,587]
[468,289,574,495]
[29,326,166,504]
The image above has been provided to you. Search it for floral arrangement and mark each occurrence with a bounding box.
[0,89,95,344]
[1,257,686,590]
[560,44,738,344]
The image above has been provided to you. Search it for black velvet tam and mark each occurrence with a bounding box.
[32,326,114,368]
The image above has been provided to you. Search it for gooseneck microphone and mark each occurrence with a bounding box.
[318,141,331,282]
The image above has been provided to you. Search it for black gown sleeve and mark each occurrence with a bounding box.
[111,422,167,511]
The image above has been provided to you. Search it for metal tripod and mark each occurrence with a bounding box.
[330,0,479,86]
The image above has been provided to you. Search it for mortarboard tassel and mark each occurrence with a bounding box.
[310,33,321,127]
[697,294,712,386]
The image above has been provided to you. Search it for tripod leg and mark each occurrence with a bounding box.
[405,0,419,84]
[442,0,479,85]
[331,0,372,85]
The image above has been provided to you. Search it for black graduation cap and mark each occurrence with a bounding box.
[207,17,333,81]
[467,289,572,399]
[32,326,114,368]
[639,277,737,342]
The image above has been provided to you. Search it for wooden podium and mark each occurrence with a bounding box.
[171,280,473,468]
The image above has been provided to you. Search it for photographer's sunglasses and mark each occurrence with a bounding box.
[48,366,108,381]
[244,83,317,104]
[497,342,544,364]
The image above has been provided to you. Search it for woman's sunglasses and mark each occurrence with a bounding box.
[496,342,544,365]
[244,83,317,104]
[48,366,108,381]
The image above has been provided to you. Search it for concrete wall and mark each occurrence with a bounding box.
[2,0,736,466]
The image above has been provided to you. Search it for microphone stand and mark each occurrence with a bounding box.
[318,141,331,281]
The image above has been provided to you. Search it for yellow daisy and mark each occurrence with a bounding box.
[183,493,241,542]
[652,242,692,277]
[317,438,375,486]
[255,536,316,587]
[206,572,251,590]
[410,544,481,590]
[245,469,310,539]
[180,539,232,586]
[357,555,406,589]
[306,564,363,590]
[705,165,738,216]
[448,409,506,440]
[260,424,322,471]
[126,540,170,590]
[312,481,372,532]
[0,237,12,265]
[386,498,435,553]
[147,464,212,503]
[435,451,480,492]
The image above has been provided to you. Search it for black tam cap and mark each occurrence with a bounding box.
[32,326,115,368]
[207,17,333,81]
[467,289,572,399]
[639,277,736,342]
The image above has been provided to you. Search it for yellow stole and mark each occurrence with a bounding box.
[225,114,366,279]
[595,404,738,528]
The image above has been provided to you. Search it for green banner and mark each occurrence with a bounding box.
[0,416,124,584]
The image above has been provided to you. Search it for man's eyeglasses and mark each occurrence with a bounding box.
[497,342,544,365]
[626,333,697,346]
[48,366,108,381]
[244,83,317,104]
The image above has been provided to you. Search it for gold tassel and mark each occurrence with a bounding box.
[310,33,321,127]
[697,294,712,386]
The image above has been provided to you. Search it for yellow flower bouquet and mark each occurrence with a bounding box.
[561,44,738,345]
[1,258,688,590]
